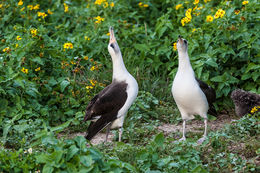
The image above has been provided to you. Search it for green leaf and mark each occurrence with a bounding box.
[31,57,44,65]
[205,58,218,68]
[154,133,164,146]
[80,155,94,167]
[75,136,86,149]
[42,165,54,173]
[134,44,150,52]
[66,145,79,161]
[60,80,70,92]
[51,120,72,132]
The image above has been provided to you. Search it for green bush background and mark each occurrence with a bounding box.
[0,0,259,172]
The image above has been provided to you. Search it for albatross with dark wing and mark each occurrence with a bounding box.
[84,27,138,142]
[172,36,217,144]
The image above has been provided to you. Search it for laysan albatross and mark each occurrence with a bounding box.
[84,27,138,142]
[172,36,217,144]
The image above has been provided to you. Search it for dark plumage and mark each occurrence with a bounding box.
[195,78,217,116]
[84,81,128,140]
[231,89,260,116]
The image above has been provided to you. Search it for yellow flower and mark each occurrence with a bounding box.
[234,10,240,15]
[214,13,219,19]
[63,43,73,50]
[64,3,69,12]
[38,12,48,19]
[33,4,40,10]
[84,56,89,60]
[90,66,95,71]
[250,106,258,113]
[90,79,97,86]
[173,42,177,51]
[181,18,186,26]
[86,86,93,90]
[95,0,106,5]
[30,28,37,37]
[206,15,213,22]
[143,4,149,8]
[35,67,41,71]
[84,36,90,40]
[16,36,22,41]
[215,9,225,18]
[192,28,196,32]
[103,2,108,8]
[71,61,76,65]
[0,4,3,8]
[175,4,183,10]
[194,0,199,5]
[18,0,23,6]
[110,2,114,7]
[27,5,33,10]
[242,1,249,5]
[106,32,110,36]
[20,7,25,11]
[3,47,10,52]
[204,0,211,3]
[47,9,53,15]
[16,44,19,48]
[21,67,28,74]
[138,2,143,7]
[94,16,105,24]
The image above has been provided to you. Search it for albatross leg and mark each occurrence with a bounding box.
[105,123,112,142]
[118,127,123,142]
[179,120,186,141]
[197,119,207,144]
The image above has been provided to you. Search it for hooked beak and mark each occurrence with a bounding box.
[109,26,116,44]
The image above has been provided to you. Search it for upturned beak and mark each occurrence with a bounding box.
[109,26,116,44]
[178,35,183,44]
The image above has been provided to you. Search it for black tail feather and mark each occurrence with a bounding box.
[85,114,116,141]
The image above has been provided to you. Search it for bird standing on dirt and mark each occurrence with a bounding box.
[231,89,260,116]
[83,27,138,142]
[171,36,217,144]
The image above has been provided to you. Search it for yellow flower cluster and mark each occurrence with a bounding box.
[16,36,22,40]
[173,42,177,51]
[181,8,192,26]
[193,0,199,5]
[206,15,213,22]
[27,4,40,10]
[84,36,90,40]
[2,47,10,53]
[90,66,96,71]
[18,0,23,6]
[94,0,114,8]
[94,16,105,24]
[30,29,37,37]
[242,1,249,5]
[21,67,28,74]
[86,79,98,92]
[250,106,260,114]
[175,4,183,10]
[38,12,48,19]
[0,4,3,8]
[214,9,225,19]
[204,0,211,3]
[63,43,73,50]
[35,67,41,72]
[64,3,69,12]
[84,56,89,60]
[138,2,149,8]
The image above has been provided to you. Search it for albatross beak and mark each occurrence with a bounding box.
[178,36,183,44]
[109,26,116,44]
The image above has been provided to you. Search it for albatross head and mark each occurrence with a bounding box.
[177,35,188,53]
[108,26,121,57]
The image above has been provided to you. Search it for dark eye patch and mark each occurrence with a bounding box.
[110,44,114,48]
[184,40,187,44]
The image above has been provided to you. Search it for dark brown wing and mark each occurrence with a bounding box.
[84,81,128,121]
[84,81,128,140]
[196,78,217,116]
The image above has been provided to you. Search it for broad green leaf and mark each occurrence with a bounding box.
[42,165,54,173]
[66,145,79,161]
[31,57,44,65]
[60,80,70,92]
[154,133,164,146]
[80,155,94,167]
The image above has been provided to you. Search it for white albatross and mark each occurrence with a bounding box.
[172,36,217,144]
[83,27,138,142]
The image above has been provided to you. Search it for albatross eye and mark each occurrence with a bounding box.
[184,40,187,44]
[110,44,114,49]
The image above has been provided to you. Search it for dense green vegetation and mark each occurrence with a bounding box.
[0,0,259,172]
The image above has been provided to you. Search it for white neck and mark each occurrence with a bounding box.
[111,52,129,81]
[177,51,194,74]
